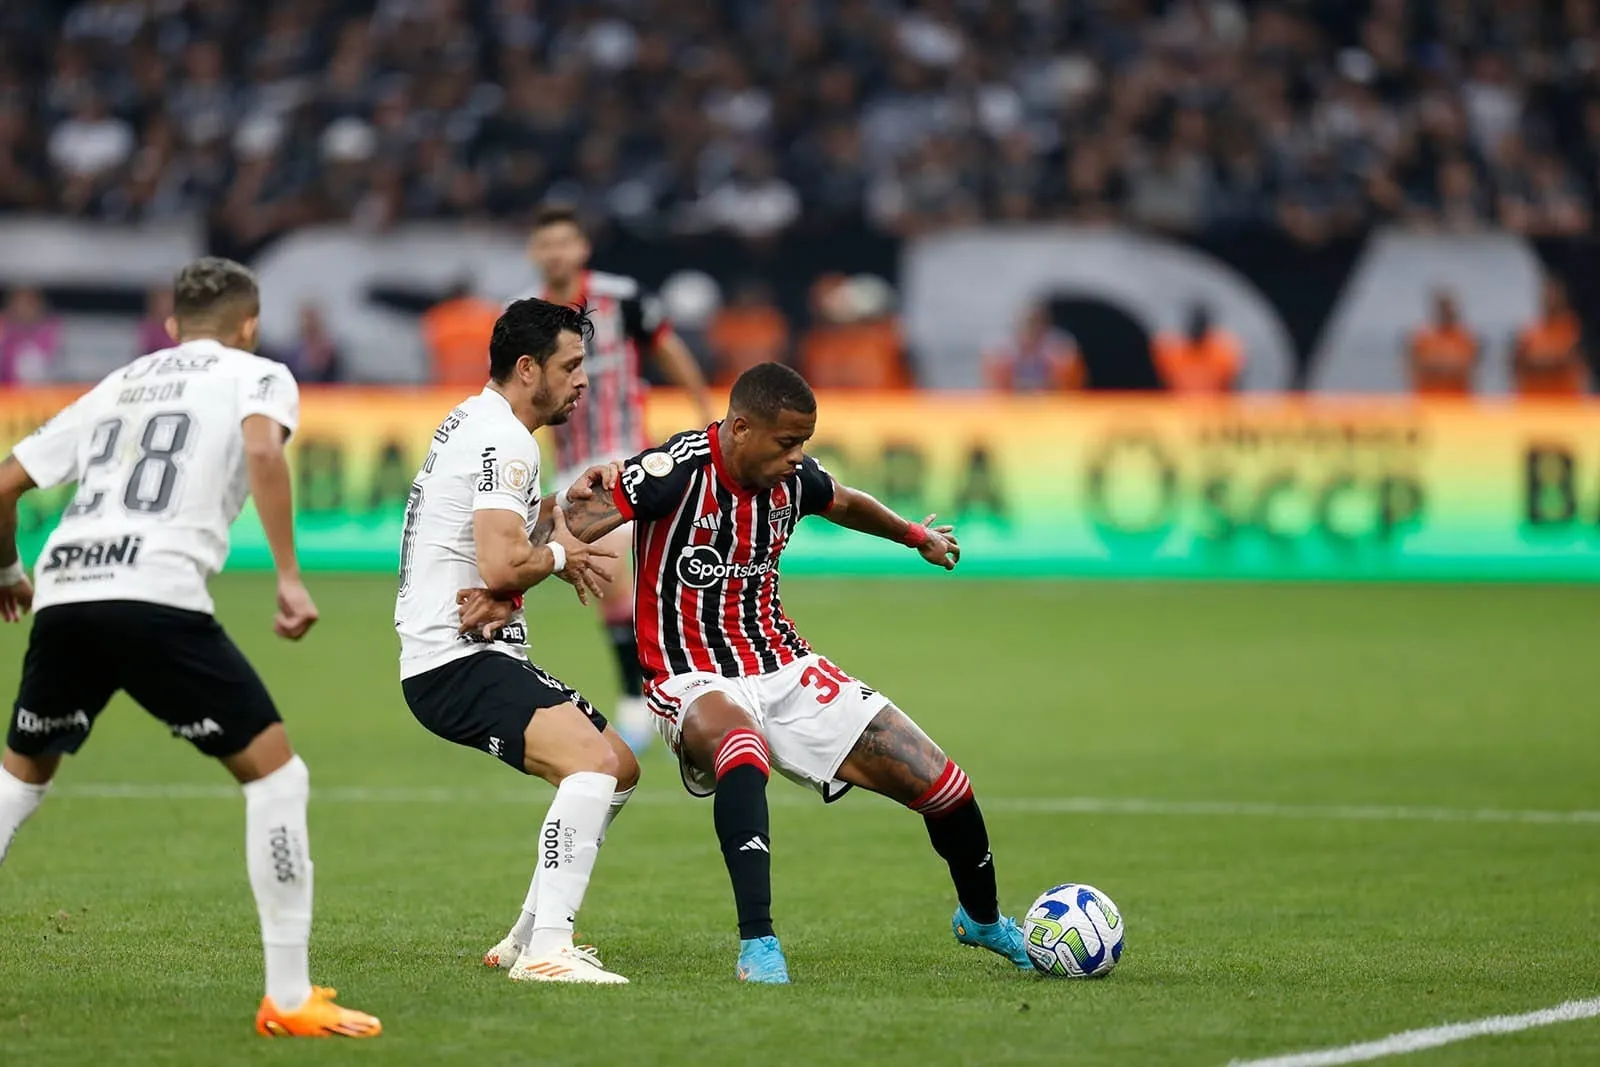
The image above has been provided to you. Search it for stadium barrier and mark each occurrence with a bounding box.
[3,388,1598,581]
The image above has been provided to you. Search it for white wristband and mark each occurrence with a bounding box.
[556,488,571,511]
[548,542,567,573]
[0,560,23,585]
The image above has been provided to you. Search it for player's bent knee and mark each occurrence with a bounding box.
[605,729,642,790]
[220,723,296,785]
[1,748,60,786]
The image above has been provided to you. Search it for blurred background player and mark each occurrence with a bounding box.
[517,205,712,750]
[1406,290,1479,396]
[525,363,1029,984]
[0,258,379,1038]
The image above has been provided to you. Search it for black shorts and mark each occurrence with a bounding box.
[401,653,607,773]
[8,601,282,761]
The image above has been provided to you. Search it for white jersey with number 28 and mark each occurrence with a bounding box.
[12,339,299,616]
[394,386,543,679]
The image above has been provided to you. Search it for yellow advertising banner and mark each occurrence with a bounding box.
[3,388,1598,579]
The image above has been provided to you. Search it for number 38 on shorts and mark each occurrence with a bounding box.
[645,654,891,800]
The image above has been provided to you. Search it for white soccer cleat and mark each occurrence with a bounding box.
[484,934,523,970]
[509,944,628,985]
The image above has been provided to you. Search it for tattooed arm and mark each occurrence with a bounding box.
[562,488,629,544]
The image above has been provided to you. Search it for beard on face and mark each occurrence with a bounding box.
[535,378,581,425]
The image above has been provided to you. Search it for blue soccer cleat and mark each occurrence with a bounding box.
[736,936,790,984]
[952,905,1032,970]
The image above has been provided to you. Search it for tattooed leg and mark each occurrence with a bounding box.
[837,706,1002,926]
[834,705,949,804]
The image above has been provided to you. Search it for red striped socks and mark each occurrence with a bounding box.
[714,728,770,779]
[713,728,774,940]
[911,759,974,818]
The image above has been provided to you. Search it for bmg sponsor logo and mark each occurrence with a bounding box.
[41,535,143,573]
[478,446,498,492]
[676,545,774,589]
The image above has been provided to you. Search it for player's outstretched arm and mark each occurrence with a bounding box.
[0,456,37,622]
[243,414,318,640]
[824,484,961,571]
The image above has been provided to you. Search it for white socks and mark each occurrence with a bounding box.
[509,784,633,948]
[520,773,618,957]
[242,756,314,1011]
[0,766,50,867]
[600,785,635,847]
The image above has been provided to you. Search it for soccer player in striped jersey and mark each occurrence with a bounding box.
[463,363,1030,983]
[515,205,713,752]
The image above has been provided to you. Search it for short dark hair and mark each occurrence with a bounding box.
[489,298,594,381]
[172,257,259,328]
[532,203,583,234]
[729,362,817,422]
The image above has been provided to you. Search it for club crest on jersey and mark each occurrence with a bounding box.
[769,505,793,536]
[641,452,675,477]
[501,458,534,494]
[677,544,775,589]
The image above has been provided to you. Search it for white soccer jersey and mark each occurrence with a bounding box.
[395,387,543,679]
[12,340,299,616]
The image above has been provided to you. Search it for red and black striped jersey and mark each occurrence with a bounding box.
[515,269,670,470]
[612,424,836,682]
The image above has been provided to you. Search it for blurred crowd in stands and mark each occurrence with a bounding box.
[0,0,1596,394]
[3,0,1598,245]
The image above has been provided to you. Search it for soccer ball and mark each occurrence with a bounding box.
[1023,883,1124,978]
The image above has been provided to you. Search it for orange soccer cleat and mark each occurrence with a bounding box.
[255,986,382,1038]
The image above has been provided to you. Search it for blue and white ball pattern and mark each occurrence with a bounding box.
[1023,883,1124,978]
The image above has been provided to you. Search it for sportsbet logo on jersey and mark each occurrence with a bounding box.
[676,545,777,590]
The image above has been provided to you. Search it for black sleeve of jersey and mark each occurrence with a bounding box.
[620,290,666,350]
[795,454,837,516]
[614,435,700,522]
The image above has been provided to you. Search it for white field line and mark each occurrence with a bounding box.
[1227,996,1600,1066]
[49,784,1600,825]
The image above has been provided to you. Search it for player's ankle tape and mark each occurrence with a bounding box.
[714,729,770,779]
[911,760,973,817]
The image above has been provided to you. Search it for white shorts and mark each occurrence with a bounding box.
[646,654,891,801]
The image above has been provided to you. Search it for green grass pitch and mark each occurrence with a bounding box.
[1,575,1598,1066]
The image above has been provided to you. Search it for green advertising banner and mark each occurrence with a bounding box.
[5,388,1599,580]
